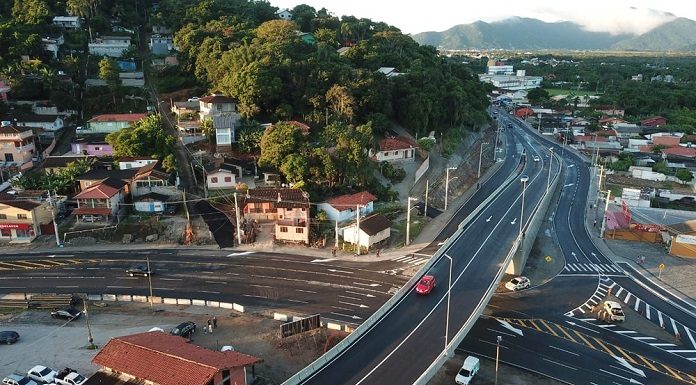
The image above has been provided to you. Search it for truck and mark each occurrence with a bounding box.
[50,369,86,385]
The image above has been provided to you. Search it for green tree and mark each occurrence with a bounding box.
[237,120,264,153]
[66,0,90,17]
[326,84,355,122]
[676,168,694,184]
[106,115,174,161]
[527,88,550,105]
[280,153,308,183]
[258,122,303,169]
[11,0,49,25]
[98,57,120,85]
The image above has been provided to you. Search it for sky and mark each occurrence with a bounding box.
[270,0,696,35]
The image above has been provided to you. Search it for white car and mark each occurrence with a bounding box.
[27,366,57,384]
[600,301,625,322]
[505,276,530,291]
[2,375,38,385]
[455,356,480,385]
[53,370,87,385]
[533,155,540,162]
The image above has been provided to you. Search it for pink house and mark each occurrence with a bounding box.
[71,137,113,156]
[0,78,9,102]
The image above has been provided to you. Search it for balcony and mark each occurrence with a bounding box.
[277,219,307,227]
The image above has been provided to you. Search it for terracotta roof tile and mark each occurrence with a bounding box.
[74,182,121,199]
[199,95,236,104]
[244,188,309,209]
[326,191,377,210]
[88,113,147,123]
[92,332,262,385]
[378,137,416,151]
[662,147,696,158]
[359,214,391,235]
[653,136,680,147]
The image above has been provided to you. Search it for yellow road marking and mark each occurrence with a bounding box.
[527,320,543,332]
[0,262,35,268]
[556,325,577,343]
[686,373,696,383]
[538,319,559,337]
[611,345,637,365]
[661,364,683,381]
[635,354,658,372]
[592,337,616,355]
[516,319,528,328]
[573,330,596,350]
[17,260,52,267]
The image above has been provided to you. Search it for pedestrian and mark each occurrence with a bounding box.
[376,248,381,258]
[208,323,213,334]
[212,316,217,329]
[332,247,336,257]
[593,219,597,227]
[207,318,212,332]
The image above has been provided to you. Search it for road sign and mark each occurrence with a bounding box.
[658,263,665,270]
[545,255,553,262]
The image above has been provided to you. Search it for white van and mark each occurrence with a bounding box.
[455,356,480,385]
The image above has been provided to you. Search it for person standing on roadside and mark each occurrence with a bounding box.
[212,316,217,329]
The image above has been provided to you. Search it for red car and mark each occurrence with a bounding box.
[416,275,436,295]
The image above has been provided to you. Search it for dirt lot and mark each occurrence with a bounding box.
[0,302,329,384]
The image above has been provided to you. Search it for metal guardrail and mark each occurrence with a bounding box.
[282,143,525,385]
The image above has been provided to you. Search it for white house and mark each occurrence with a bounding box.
[318,191,377,223]
[42,34,64,58]
[88,36,131,57]
[341,214,391,250]
[134,192,168,213]
[375,137,416,162]
[118,157,158,170]
[9,114,64,132]
[53,16,81,29]
[276,8,292,20]
[376,67,403,78]
[198,94,240,152]
[206,164,237,190]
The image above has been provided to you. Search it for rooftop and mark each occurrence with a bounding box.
[244,188,309,209]
[199,94,236,104]
[359,214,391,235]
[378,137,416,151]
[326,191,377,210]
[88,113,147,123]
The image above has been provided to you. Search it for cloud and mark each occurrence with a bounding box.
[530,5,677,35]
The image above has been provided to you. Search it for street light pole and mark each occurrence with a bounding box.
[547,148,554,191]
[443,254,453,351]
[444,167,456,211]
[495,335,502,385]
[600,190,612,238]
[406,197,417,246]
[424,180,429,218]
[520,178,527,237]
[493,127,501,160]
[477,142,489,179]
[146,257,154,310]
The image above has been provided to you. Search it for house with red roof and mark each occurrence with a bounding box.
[652,135,680,147]
[375,136,416,162]
[91,331,262,385]
[640,116,667,127]
[598,117,626,127]
[595,106,625,117]
[87,113,148,134]
[318,191,377,222]
[514,107,534,119]
[72,177,127,223]
[241,188,311,244]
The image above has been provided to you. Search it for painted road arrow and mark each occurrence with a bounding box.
[486,216,492,222]
[345,291,376,298]
[599,369,642,384]
[330,312,362,320]
[497,319,524,336]
[511,218,517,225]
[614,357,646,378]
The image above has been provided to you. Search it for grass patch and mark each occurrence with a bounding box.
[545,88,600,97]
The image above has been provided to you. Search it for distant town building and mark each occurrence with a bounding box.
[276,8,293,20]
[0,121,35,172]
[88,36,132,57]
[52,16,81,29]
[87,113,147,134]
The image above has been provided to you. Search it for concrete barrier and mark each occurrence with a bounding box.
[87,294,102,301]
[116,294,132,302]
[207,300,220,308]
[191,299,206,307]
[163,297,178,305]
[232,303,245,313]
[132,295,147,303]
[177,298,191,305]
[274,313,289,321]
[326,323,342,331]
[220,302,233,309]
[102,294,117,301]
[2,293,27,300]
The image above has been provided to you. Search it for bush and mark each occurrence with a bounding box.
[381,161,406,183]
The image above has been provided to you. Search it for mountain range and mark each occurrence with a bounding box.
[411,17,696,51]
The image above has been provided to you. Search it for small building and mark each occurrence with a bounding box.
[42,155,94,174]
[76,168,137,192]
[134,192,168,213]
[318,191,377,223]
[0,194,53,243]
[206,164,237,190]
[87,113,147,134]
[376,67,403,78]
[515,107,534,119]
[375,137,416,162]
[4,113,64,132]
[71,137,113,156]
[131,162,177,198]
[88,36,132,57]
[0,78,9,102]
[652,135,680,147]
[42,34,64,58]
[171,101,200,117]
[199,94,238,120]
[149,34,174,55]
[198,94,241,152]
[276,8,293,20]
[598,117,626,127]
[595,106,625,117]
[73,177,127,223]
[91,331,262,385]
[118,157,158,170]
[0,121,35,172]
[52,16,81,29]
[242,188,310,244]
[613,123,642,140]
[341,214,391,250]
[641,116,667,127]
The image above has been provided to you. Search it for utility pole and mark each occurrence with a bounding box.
[600,190,612,238]
[335,219,339,248]
[406,197,417,246]
[146,257,154,310]
[445,167,456,211]
[83,298,96,349]
[424,180,429,218]
[233,192,242,246]
[355,204,361,255]
[48,191,62,247]
[478,142,489,178]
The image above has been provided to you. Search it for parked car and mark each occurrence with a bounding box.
[599,301,625,322]
[187,96,200,102]
[27,366,57,384]
[0,330,19,344]
[415,275,436,295]
[220,345,235,352]
[505,276,530,291]
[50,307,82,321]
[170,321,196,338]
[2,374,39,385]
[126,265,152,277]
[455,356,480,385]
[53,368,86,385]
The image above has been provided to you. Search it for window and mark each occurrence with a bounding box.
[295,228,304,234]
[94,146,102,151]
[279,226,288,233]
[4,153,13,162]
[0,229,10,237]
[224,176,232,182]
[0,214,6,219]
[383,151,389,156]
[211,177,218,183]
[15,228,33,238]
[17,214,27,219]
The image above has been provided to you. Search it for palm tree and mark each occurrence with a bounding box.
[66,0,90,18]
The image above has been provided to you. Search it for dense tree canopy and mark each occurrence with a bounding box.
[106,115,176,171]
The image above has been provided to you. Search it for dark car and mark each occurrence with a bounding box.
[163,204,177,215]
[0,330,19,344]
[126,265,151,277]
[50,307,82,321]
[170,321,196,338]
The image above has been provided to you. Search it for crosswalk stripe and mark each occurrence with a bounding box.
[661,363,683,381]
[615,287,624,296]
[564,266,570,271]
[659,311,664,328]
[624,293,632,304]
[568,264,577,271]
[411,259,427,265]
[539,319,559,337]
[634,298,641,312]
[671,318,678,335]
[646,304,652,320]
[573,330,596,350]
[636,354,659,372]
[582,263,591,270]
[685,327,696,349]
[612,344,638,365]
[392,256,411,262]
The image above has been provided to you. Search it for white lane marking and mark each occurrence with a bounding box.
[666,349,696,353]
[599,369,643,384]
[624,293,632,304]
[106,285,132,289]
[330,312,362,320]
[250,284,273,288]
[338,295,363,301]
[55,285,78,288]
[615,288,624,296]
[287,299,309,304]
[327,269,353,274]
[614,357,646,378]
[345,291,376,298]
[645,304,651,320]
[311,258,336,263]
[159,278,182,281]
[543,358,577,370]
[486,216,493,222]
[615,330,637,334]
[550,345,580,356]
[200,290,220,294]
[650,343,677,347]
[565,321,600,334]
[338,300,368,309]
[633,336,656,340]
[243,294,266,299]
[658,311,664,328]
[496,320,523,336]
[685,327,696,349]
[296,289,317,294]
[511,218,517,225]
[353,282,380,287]
[227,252,254,257]
[205,281,227,284]
[634,298,641,312]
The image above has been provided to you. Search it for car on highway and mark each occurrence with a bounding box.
[52,368,86,385]
[50,307,82,321]
[520,175,529,183]
[126,265,151,277]
[27,365,57,384]
[415,275,436,295]
[599,301,625,322]
[533,155,540,162]
[0,330,19,344]
[455,356,480,385]
[505,276,530,291]
[170,321,196,338]
[2,374,39,385]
